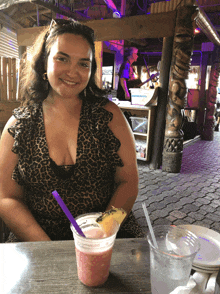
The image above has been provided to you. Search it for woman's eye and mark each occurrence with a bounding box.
[80,62,90,68]
[56,57,67,62]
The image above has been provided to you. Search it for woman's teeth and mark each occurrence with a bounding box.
[63,80,76,85]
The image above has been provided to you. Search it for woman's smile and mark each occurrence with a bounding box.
[60,79,77,86]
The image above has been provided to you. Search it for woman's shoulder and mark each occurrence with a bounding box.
[89,97,122,119]
[104,100,121,115]
[86,96,108,110]
[12,103,42,120]
[86,97,124,168]
[7,103,42,140]
[3,115,18,130]
[0,115,18,148]
[104,100,126,122]
[2,104,37,135]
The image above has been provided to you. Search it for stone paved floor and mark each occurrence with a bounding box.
[132,131,220,235]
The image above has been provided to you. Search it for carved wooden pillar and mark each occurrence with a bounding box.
[150,36,173,170]
[201,46,220,141]
[162,6,197,173]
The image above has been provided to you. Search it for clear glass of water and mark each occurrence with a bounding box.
[147,225,200,294]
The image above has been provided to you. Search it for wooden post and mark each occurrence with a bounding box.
[12,58,17,101]
[201,45,220,141]
[8,58,12,101]
[95,41,103,88]
[2,57,7,101]
[162,6,197,173]
[150,36,174,170]
[17,46,27,100]
[0,57,2,100]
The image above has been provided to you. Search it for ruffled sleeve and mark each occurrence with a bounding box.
[7,104,41,186]
[8,104,40,155]
[89,98,124,169]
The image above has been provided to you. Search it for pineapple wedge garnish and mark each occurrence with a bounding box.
[96,206,127,235]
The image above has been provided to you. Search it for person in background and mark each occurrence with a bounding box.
[214,102,220,132]
[0,19,143,242]
[117,47,139,101]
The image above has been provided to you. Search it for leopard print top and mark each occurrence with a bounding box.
[7,97,144,242]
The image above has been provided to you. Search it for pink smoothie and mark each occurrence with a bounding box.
[75,227,113,287]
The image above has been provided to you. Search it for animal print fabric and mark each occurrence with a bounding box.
[7,97,144,242]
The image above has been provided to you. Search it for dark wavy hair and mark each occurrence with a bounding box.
[20,19,106,106]
[118,47,137,77]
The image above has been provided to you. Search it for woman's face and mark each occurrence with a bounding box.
[129,49,138,64]
[46,33,93,99]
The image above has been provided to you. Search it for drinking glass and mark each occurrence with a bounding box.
[147,225,200,294]
[71,212,119,287]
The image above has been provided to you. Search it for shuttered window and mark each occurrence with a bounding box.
[0,26,19,59]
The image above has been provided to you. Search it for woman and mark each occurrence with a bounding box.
[0,19,143,242]
[116,47,140,101]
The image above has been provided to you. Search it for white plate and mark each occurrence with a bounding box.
[180,225,220,267]
[192,265,219,274]
[192,264,220,271]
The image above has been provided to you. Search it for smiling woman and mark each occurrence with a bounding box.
[0,19,144,243]
[46,34,92,100]
[19,19,104,106]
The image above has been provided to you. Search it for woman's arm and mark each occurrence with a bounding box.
[104,102,139,214]
[0,117,51,242]
[119,78,130,100]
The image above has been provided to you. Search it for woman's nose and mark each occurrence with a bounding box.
[66,63,78,76]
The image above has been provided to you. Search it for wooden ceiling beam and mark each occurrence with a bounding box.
[0,11,23,31]
[31,0,80,19]
[126,38,149,46]
[17,11,176,46]
[7,6,19,17]
[84,11,176,41]
[14,9,51,20]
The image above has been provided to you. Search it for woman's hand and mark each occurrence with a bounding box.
[125,90,131,100]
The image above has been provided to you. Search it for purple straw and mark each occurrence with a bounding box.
[52,190,86,237]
